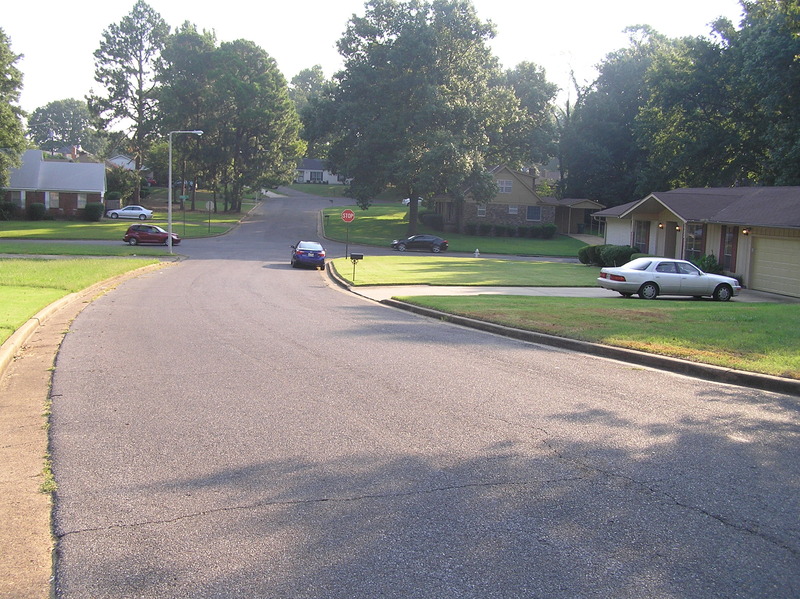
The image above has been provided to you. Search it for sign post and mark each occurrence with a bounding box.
[341,209,355,258]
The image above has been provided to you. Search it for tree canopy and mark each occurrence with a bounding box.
[0,28,27,188]
[27,99,102,154]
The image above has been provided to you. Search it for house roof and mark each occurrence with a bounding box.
[540,196,605,210]
[7,150,106,194]
[298,158,327,170]
[593,187,800,229]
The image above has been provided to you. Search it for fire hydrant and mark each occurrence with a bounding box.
[474,248,480,258]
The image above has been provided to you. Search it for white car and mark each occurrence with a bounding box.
[598,257,742,301]
[106,205,153,220]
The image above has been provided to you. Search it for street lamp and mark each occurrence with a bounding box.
[168,130,203,254]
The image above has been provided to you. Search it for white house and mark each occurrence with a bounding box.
[295,158,347,184]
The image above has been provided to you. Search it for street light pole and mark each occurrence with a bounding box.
[167,130,203,254]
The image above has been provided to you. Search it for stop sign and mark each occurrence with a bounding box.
[341,209,355,223]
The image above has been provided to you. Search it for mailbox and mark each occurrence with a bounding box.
[350,253,364,261]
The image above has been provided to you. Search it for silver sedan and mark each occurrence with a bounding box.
[106,205,153,220]
[598,257,742,301]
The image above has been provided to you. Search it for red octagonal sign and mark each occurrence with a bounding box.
[341,209,356,223]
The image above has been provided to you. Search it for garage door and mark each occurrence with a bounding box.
[750,237,800,297]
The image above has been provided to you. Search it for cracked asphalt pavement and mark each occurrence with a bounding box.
[46,197,800,598]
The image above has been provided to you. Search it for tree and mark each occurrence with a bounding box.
[88,0,169,201]
[27,99,103,154]
[206,39,305,211]
[329,0,533,234]
[0,28,27,188]
[503,61,559,166]
[289,65,328,115]
[563,26,668,206]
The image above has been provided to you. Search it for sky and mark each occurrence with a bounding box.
[4,0,745,117]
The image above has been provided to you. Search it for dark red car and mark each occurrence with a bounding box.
[123,224,181,246]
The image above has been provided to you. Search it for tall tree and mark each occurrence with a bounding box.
[329,0,532,234]
[0,28,27,188]
[206,39,305,211]
[503,61,559,166]
[289,65,328,115]
[563,26,668,206]
[158,22,217,209]
[88,0,169,201]
[27,99,102,154]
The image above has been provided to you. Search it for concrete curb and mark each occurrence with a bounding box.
[326,263,800,397]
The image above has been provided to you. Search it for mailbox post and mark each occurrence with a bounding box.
[350,253,363,282]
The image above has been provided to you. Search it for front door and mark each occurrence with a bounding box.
[663,222,678,258]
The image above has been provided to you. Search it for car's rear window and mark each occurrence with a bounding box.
[625,258,652,271]
[298,242,323,250]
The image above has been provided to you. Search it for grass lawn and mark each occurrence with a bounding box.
[322,205,588,256]
[0,257,161,344]
[331,256,600,286]
[397,295,800,379]
[0,197,256,242]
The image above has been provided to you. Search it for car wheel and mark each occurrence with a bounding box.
[139,214,146,220]
[291,259,298,268]
[128,238,138,246]
[397,243,406,251]
[638,282,659,300]
[432,245,441,253]
[111,213,119,219]
[713,284,733,302]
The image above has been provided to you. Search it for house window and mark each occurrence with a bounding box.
[526,205,541,221]
[78,193,87,209]
[684,223,706,261]
[310,171,323,182]
[477,205,486,217]
[9,191,23,208]
[633,220,649,253]
[719,225,738,271]
[498,180,512,193]
[508,205,518,215]
[49,192,60,209]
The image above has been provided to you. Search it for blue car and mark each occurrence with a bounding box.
[290,241,326,270]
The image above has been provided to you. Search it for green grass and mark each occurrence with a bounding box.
[289,183,352,197]
[0,241,171,256]
[332,256,600,286]
[322,205,588,256]
[397,295,800,379]
[0,198,255,241]
[0,257,160,344]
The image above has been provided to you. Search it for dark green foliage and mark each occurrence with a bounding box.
[600,244,638,267]
[26,203,48,221]
[83,203,105,222]
[419,211,444,231]
[465,222,478,236]
[692,253,723,274]
[0,201,18,220]
[577,245,591,264]
[478,223,493,236]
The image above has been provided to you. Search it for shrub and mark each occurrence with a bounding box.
[0,201,18,220]
[577,245,592,264]
[83,202,105,222]
[419,211,444,231]
[26,203,48,221]
[541,223,558,239]
[692,253,723,274]
[464,222,478,236]
[600,245,638,267]
[478,223,492,236]
[583,244,610,266]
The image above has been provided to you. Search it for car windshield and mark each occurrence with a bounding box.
[152,226,167,233]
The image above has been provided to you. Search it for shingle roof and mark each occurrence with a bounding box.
[593,187,800,229]
[7,150,106,194]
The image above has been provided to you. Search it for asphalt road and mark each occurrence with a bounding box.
[49,196,800,598]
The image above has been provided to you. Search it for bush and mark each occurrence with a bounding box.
[692,253,723,274]
[540,223,557,239]
[464,222,478,236]
[83,202,105,222]
[0,201,18,220]
[577,245,592,265]
[583,244,610,266]
[478,223,492,236]
[600,245,638,267]
[26,203,48,221]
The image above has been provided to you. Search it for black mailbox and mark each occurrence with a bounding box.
[350,253,364,261]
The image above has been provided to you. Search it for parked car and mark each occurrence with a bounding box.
[291,241,326,269]
[107,205,153,220]
[123,224,180,246]
[597,257,741,301]
[391,235,448,253]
